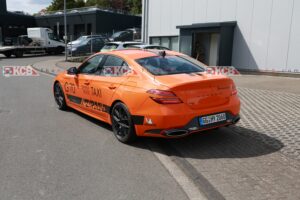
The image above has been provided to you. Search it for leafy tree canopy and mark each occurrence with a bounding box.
[46,0,141,14]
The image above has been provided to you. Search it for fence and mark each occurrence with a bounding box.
[66,32,111,61]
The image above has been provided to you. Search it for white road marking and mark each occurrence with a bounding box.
[148,142,208,200]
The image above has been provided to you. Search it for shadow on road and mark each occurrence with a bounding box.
[146,127,283,160]
[68,108,283,159]
[69,109,112,131]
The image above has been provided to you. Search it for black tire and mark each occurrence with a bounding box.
[55,46,64,55]
[111,102,137,143]
[54,82,68,110]
[4,52,12,58]
[14,50,23,58]
[46,50,55,55]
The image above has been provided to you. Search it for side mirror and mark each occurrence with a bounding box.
[67,67,78,75]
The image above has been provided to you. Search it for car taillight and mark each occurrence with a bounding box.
[231,84,238,96]
[147,89,182,104]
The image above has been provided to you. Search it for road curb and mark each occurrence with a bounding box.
[239,70,300,78]
[31,58,66,76]
[31,65,57,76]
[147,140,226,200]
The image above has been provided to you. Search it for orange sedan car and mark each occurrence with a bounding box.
[53,49,240,143]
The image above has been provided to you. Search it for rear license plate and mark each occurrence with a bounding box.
[199,113,226,126]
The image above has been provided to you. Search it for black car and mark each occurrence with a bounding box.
[109,31,134,42]
[67,37,108,56]
[125,28,141,41]
[109,28,141,42]
[17,35,33,46]
[68,35,108,46]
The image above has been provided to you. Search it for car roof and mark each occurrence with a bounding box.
[99,49,183,60]
[126,28,141,31]
[105,41,144,45]
[130,44,167,48]
[112,30,130,34]
[80,35,104,38]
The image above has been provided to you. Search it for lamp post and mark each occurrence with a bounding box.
[64,0,67,61]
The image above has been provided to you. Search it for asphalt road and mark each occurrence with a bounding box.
[0,56,188,200]
[0,54,65,66]
[1,55,300,200]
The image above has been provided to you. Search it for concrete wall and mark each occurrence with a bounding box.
[145,0,300,72]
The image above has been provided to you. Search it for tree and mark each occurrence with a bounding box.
[46,0,142,14]
[76,0,85,8]
[47,0,85,11]
[86,0,110,8]
[111,0,125,10]
[126,0,142,14]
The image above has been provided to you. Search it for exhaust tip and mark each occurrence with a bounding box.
[233,117,240,124]
[165,129,189,137]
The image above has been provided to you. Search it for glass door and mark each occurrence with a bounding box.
[192,32,220,66]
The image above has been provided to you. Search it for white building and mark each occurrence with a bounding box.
[142,0,300,73]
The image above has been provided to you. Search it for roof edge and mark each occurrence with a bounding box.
[176,21,237,29]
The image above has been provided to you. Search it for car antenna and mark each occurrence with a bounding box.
[159,50,166,58]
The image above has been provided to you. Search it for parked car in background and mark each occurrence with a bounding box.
[125,44,170,50]
[68,35,108,46]
[125,28,141,41]
[17,35,33,45]
[100,42,144,52]
[109,31,134,42]
[109,28,141,42]
[68,37,107,56]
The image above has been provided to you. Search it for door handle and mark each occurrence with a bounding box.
[108,86,116,90]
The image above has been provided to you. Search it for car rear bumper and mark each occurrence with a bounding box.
[133,97,241,138]
[140,112,240,138]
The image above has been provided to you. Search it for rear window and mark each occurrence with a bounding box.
[123,43,143,48]
[101,44,118,52]
[112,31,126,38]
[136,55,205,75]
[144,46,170,50]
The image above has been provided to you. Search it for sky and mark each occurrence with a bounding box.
[6,0,52,14]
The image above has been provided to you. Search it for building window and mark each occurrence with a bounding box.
[170,37,179,51]
[151,37,160,46]
[150,36,179,51]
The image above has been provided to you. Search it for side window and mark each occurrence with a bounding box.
[120,32,127,37]
[93,38,102,44]
[123,44,133,49]
[101,55,130,77]
[101,44,118,52]
[78,55,104,74]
